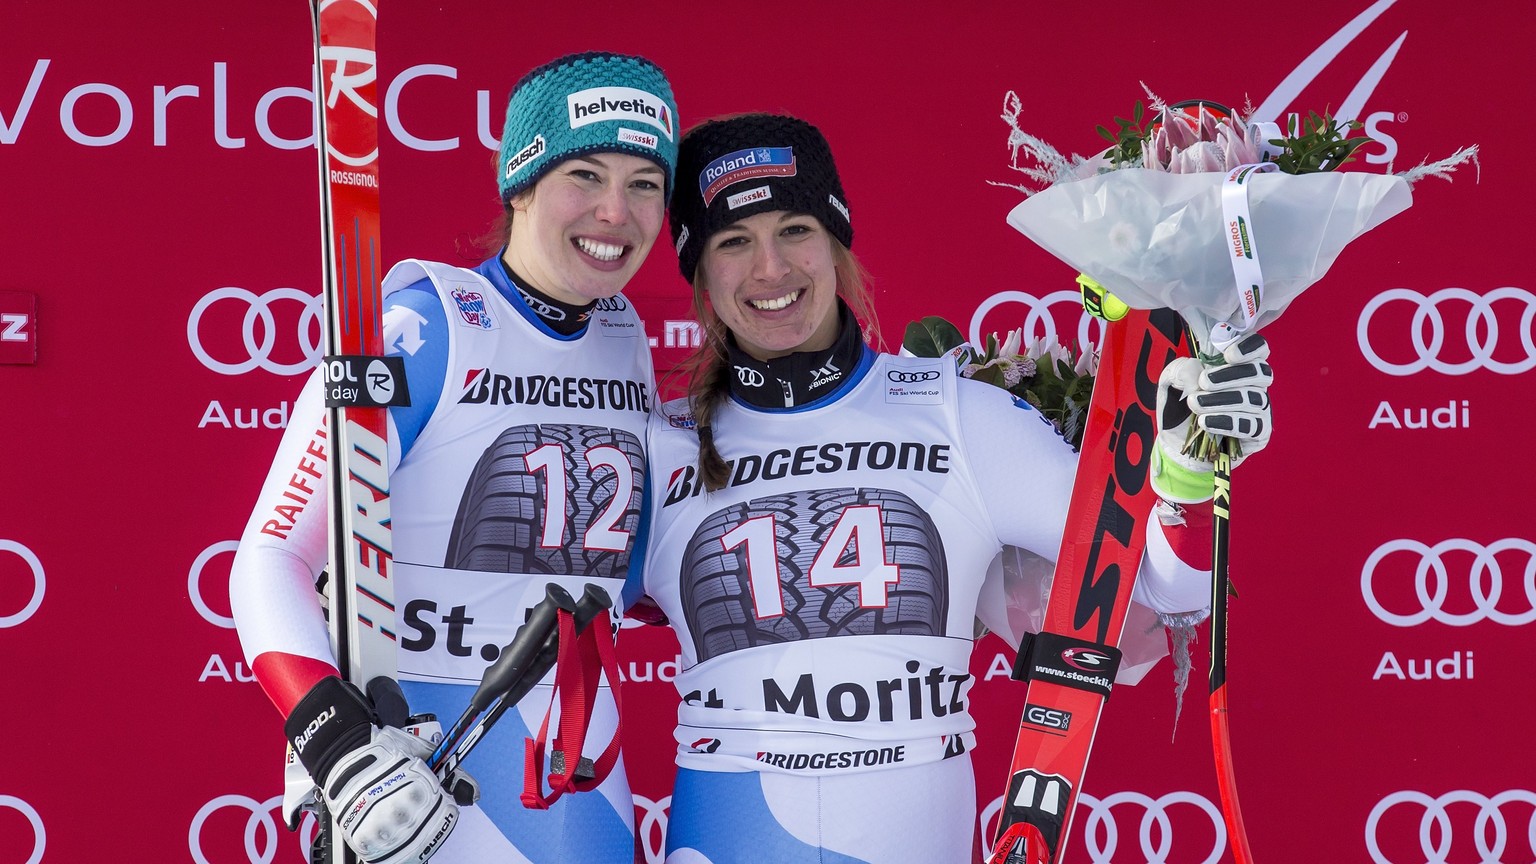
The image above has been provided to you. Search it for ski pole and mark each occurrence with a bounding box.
[1209,449,1255,864]
[427,583,612,780]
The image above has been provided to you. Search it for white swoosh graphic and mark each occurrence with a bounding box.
[1253,0,1405,123]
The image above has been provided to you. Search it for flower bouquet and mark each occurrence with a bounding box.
[998,87,1476,458]
[998,87,1477,358]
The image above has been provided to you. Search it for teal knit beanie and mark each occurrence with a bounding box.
[497,52,679,204]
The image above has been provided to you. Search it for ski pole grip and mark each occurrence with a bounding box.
[573,583,614,632]
[467,584,570,714]
[486,583,611,726]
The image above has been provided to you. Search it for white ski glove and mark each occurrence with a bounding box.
[1152,332,1273,503]
[324,725,458,863]
[285,676,460,864]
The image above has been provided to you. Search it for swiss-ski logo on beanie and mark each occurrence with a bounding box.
[699,147,796,206]
[567,87,674,140]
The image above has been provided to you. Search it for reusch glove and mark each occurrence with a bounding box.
[285,676,459,864]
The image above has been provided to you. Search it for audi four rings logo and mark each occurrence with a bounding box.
[980,790,1225,864]
[0,539,45,629]
[1361,538,1536,626]
[187,287,324,376]
[189,794,316,864]
[1,795,44,864]
[1366,789,1536,864]
[888,369,941,383]
[633,794,671,864]
[1356,287,1536,376]
[735,366,765,388]
[190,541,241,629]
[522,292,567,321]
[969,290,1106,357]
[595,296,630,312]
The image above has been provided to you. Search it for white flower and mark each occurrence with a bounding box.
[1000,327,1023,359]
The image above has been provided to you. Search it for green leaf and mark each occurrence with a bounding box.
[969,363,1010,389]
[902,316,966,357]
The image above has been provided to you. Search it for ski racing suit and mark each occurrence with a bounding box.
[632,328,1210,864]
[231,255,651,863]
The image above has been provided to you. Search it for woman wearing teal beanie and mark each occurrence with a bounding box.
[230,52,679,863]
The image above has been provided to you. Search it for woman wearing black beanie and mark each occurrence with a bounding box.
[630,112,1274,862]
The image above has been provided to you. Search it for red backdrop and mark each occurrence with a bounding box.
[2,2,1532,863]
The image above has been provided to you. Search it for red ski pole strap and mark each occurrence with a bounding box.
[1010,631,1123,700]
[520,607,622,809]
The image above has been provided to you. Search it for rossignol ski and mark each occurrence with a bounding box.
[310,2,403,861]
[988,307,1188,864]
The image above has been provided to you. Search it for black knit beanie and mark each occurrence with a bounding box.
[669,114,853,282]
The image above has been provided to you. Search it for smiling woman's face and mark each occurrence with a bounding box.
[503,152,666,305]
[699,210,840,361]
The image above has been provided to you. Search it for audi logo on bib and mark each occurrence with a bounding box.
[0,540,45,629]
[1365,789,1536,864]
[187,287,323,376]
[1361,538,1536,627]
[887,369,940,383]
[1356,287,1536,376]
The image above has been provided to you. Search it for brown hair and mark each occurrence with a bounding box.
[664,238,883,492]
